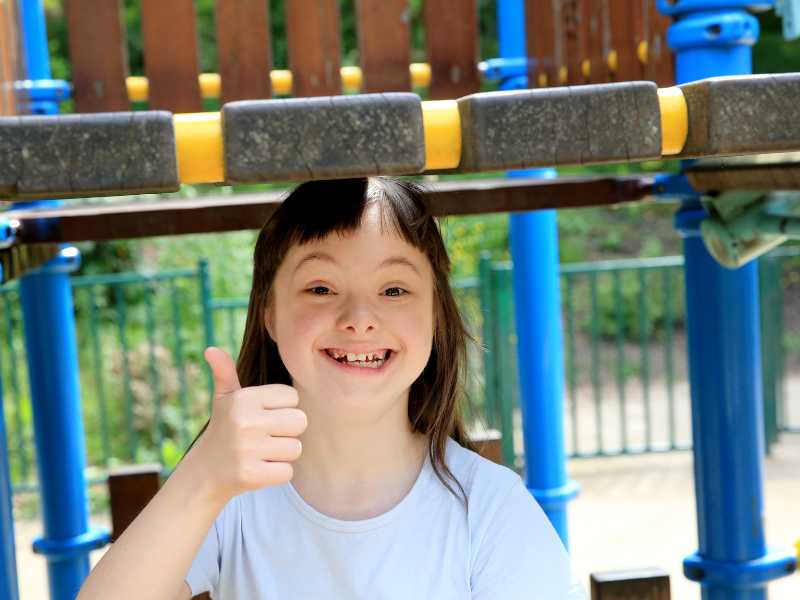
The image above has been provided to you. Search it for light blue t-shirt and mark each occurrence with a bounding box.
[186,437,586,599]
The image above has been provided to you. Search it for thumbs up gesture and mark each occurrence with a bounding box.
[188,347,307,503]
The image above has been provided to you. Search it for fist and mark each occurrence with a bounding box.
[191,346,307,501]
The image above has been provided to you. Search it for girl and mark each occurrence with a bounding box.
[77,177,585,600]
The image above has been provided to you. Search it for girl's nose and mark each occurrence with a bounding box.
[337,299,379,334]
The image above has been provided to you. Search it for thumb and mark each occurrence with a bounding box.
[204,346,242,397]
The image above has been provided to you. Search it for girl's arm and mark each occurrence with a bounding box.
[77,450,227,600]
[78,347,307,600]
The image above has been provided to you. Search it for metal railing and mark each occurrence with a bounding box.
[1,249,798,494]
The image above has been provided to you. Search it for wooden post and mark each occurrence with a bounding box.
[107,464,162,542]
[590,568,671,600]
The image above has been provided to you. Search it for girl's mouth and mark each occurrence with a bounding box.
[321,348,394,373]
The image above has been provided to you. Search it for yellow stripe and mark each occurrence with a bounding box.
[410,63,432,88]
[421,100,461,171]
[173,113,224,184]
[270,70,293,95]
[168,86,686,184]
[658,87,688,156]
[128,63,435,102]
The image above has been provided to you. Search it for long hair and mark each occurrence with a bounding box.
[186,177,478,507]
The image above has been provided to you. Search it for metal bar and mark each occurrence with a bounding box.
[198,260,216,411]
[639,268,652,451]
[492,266,516,467]
[113,283,136,462]
[663,2,797,595]
[143,283,163,460]
[2,293,28,482]
[0,365,19,600]
[87,286,111,466]
[226,306,238,359]
[506,0,578,550]
[590,272,603,454]
[478,253,499,430]
[168,280,190,450]
[564,274,578,456]
[663,267,677,450]
[614,270,628,452]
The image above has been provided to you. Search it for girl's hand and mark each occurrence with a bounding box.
[189,346,307,503]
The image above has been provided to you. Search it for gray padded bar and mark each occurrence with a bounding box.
[0,111,179,200]
[678,73,800,158]
[222,93,426,182]
[458,81,662,172]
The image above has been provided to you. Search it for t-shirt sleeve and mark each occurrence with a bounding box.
[470,474,587,600]
[184,517,221,597]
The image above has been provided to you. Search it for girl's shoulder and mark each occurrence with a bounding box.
[443,437,524,503]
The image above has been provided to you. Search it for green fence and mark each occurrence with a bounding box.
[1,250,799,494]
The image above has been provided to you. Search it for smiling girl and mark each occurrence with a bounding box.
[77,177,585,600]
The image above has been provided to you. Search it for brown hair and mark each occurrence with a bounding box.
[188,177,478,507]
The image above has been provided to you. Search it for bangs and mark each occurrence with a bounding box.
[279,177,433,254]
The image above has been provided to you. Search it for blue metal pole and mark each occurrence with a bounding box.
[15,1,109,599]
[497,0,579,548]
[658,1,797,598]
[0,374,20,600]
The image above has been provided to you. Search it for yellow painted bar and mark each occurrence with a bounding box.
[173,112,224,184]
[167,85,686,185]
[270,70,292,95]
[410,63,432,88]
[127,63,434,102]
[421,100,462,171]
[658,87,688,155]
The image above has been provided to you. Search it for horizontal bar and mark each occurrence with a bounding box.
[125,63,434,101]
[71,269,198,287]
[9,72,800,201]
[8,176,654,243]
[170,88,683,185]
[561,255,685,274]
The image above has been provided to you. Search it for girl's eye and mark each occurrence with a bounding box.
[384,287,408,297]
[308,286,332,295]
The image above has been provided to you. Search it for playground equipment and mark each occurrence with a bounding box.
[1,1,799,599]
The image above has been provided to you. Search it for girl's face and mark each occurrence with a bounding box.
[265,203,435,423]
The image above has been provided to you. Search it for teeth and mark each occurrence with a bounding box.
[327,349,389,363]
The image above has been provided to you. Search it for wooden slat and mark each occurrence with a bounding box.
[649,8,674,86]
[141,0,202,112]
[0,0,22,116]
[356,0,411,92]
[608,2,639,82]
[562,0,583,85]
[285,0,342,97]
[10,177,654,243]
[423,0,480,99]
[215,0,271,104]
[66,0,129,113]
[526,0,558,88]
[585,0,610,84]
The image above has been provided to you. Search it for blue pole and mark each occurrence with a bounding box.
[497,0,579,548]
[0,374,20,600]
[15,1,108,599]
[658,1,796,597]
